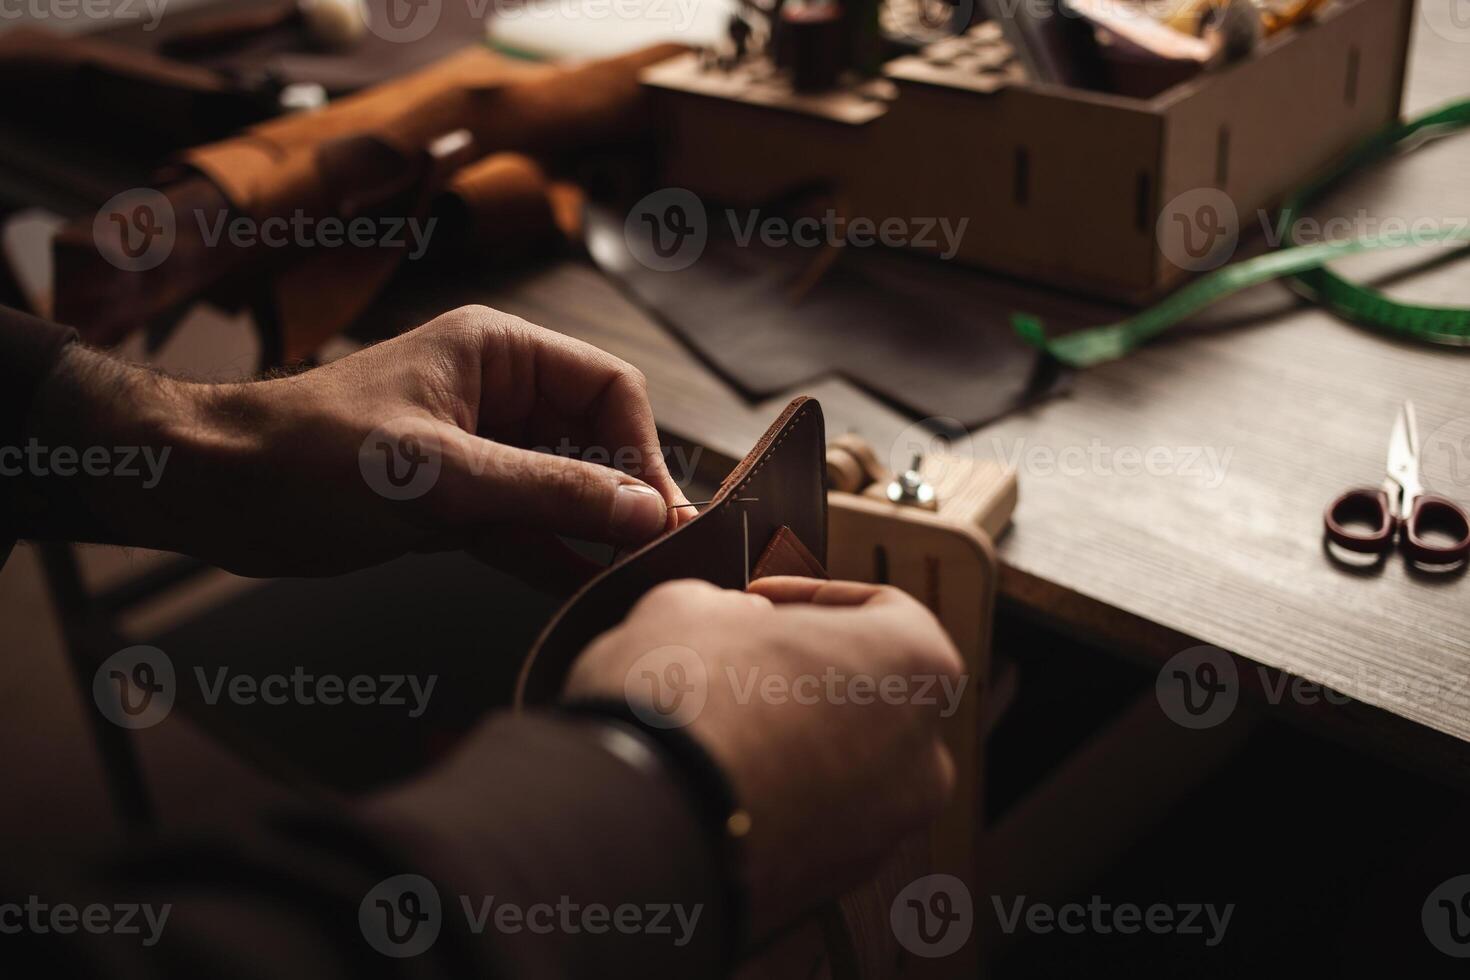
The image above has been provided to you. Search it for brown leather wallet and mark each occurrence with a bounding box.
[518,395,926,980]
[516,395,828,706]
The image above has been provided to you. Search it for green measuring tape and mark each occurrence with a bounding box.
[1013,99,1470,368]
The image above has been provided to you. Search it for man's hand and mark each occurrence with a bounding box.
[24,305,691,579]
[563,576,964,939]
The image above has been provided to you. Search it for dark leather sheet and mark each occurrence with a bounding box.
[585,200,1073,428]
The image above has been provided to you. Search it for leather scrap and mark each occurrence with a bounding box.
[50,43,685,359]
[586,197,1071,428]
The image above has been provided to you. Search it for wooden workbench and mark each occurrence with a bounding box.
[451,13,1470,784]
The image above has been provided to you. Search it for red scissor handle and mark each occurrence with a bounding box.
[1403,494,1470,566]
[1323,488,1393,554]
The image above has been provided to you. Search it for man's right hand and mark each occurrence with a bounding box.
[563,576,964,940]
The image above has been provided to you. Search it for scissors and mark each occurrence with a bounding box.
[1324,401,1470,566]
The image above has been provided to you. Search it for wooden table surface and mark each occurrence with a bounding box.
[464,6,1470,779]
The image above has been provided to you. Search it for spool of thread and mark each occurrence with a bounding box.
[781,1,846,92]
[1207,0,1263,61]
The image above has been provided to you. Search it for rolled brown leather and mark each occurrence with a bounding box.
[52,43,686,361]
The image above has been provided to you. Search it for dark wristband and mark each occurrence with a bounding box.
[560,698,750,961]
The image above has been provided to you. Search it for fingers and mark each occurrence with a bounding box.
[750,577,965,681]
[455,308,692,521]
[435,427,671,546]
[748,577,896,606]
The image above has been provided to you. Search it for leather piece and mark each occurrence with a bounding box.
[586,198,1072,428]
[49,44,685,359]
[751,525,828,581]
[517,396,828,705]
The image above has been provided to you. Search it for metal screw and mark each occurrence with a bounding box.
[887,453,936,508]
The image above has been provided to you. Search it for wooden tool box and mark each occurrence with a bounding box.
[643,0,1415,303]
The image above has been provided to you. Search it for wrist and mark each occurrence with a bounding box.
[12,345,244,549]
[560,698,751,958]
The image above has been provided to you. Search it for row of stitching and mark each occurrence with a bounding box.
[736,406,812,493]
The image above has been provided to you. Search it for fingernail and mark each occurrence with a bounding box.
[611,484,667,541]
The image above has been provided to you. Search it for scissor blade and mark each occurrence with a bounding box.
[1386,401,1421,496]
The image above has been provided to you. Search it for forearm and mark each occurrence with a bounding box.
[5,341,229,552]
[12,712,731,979]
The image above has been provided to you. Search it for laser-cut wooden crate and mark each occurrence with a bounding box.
[642,0,1414,303]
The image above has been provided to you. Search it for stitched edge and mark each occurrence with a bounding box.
[735,406,812,494]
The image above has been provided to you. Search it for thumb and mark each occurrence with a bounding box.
[436,429,671,545]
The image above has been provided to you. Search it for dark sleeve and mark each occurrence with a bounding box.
[0,305,77,567]
[5,712,733,979]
